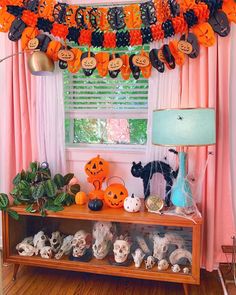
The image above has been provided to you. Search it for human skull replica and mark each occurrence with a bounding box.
[152,232,185,260]
[171,264,181,273]
[113,235,131,264]
[72,230,92,258]
[157,259,169,271]
[33,231,48,255]
[40,246,53,259]
[183,267,190,274]
[145,255,156,269]
[49,231,64,253]
[92,221,116,259]
[16,237,35,256]
[55,235,73,260]
[132,248,145,268]
[124,194,142,213]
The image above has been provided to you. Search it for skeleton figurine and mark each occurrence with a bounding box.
[171,264,181,273]
[157,259,169,271]
[132,248,145,268]
[16,236,35,256]
[40,246,53,259]
[152,232,185,260]
[33,231,48,255]
[72,230,92,258]
[55,235,74,260]
[113,235,131,264]
[145,256,156,270]
[49,231,64,253]
[92,221,116,260]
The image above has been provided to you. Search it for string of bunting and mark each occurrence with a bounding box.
[0,0,235,79]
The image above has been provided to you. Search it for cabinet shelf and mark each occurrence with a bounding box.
[9,204,202,227]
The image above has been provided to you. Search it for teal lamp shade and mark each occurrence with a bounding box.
[152,108,216,208]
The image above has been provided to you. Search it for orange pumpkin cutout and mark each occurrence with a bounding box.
[104,183,128,208]
[192,23,216,47]
[85,155,109,191]
[222,0,236,23]
[95,52,110,77]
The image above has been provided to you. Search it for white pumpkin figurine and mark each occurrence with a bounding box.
[124,194,141,213]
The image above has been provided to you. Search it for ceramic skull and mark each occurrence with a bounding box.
[157,259,169,271]
[55,235,74,260]
[183,267,190,274]
[113,235,131,263]
[171,264,181,273]
[40,246,53,259]
[16,242,35,256]
[145,255,156,269]
[72,230,92,258]
[49,231,64,253]
[124,194,142,213]
[132,248,145,268]
[33,231,48,255]
[92,221,116,259]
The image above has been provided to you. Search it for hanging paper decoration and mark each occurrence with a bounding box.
[0,0,235,79]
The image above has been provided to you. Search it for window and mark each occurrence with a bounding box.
[64,46,149,148]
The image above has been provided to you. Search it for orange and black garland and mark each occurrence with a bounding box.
[0,0,235,79]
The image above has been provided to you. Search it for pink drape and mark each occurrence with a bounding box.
[181,33,235,271]
[0,34,37,194]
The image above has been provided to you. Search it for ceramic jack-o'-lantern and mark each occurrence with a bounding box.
[104,179,128,208]
[192,22,216,47]
[85,155,109,200]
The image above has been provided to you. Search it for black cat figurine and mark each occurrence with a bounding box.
[131,160,178,206]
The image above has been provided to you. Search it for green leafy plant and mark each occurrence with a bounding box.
[10,161,80,216]
[0,193,19,220]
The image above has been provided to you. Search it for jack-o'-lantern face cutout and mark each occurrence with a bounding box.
[104,184,128,208]
[120,54,131,80]
[109,53,122,79]
[95,52,109,77]
[21,27,39,50]
[81,52,96,77]
[209,11,230,37]
[222,0,236,23]
[169,40,185,66]
[180,33,199,58]
[46,40,62,61]
[192,23,216,47]
[85,155,109,182]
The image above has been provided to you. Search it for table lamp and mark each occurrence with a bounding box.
[152,108,216,210]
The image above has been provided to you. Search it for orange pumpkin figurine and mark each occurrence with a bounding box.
[192,22,216,47]
[75,191,87,205]
[104,182,128,209]
[85,155,109,199]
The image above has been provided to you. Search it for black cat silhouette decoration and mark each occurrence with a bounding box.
[131,160,178,206]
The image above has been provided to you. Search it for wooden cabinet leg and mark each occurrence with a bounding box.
[12,264,20,281]
[183,283,189,295]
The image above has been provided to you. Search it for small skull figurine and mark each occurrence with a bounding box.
[33,231,48,255]
[183,267,190,274]
[145,256,156,269]
[49,231,64,253]
[157,259,169,271]
[55,235,73,260]
[72,230,92,258]
[171,264,181,273]
[113,235,131,263]
[16,239,35,256]
[132,248,145,268]
[40,246,53,259]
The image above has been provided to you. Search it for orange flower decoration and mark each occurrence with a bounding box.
[65,5,78,27]
[192,22,216,47]
[179,0,195,13]
[192,3,209,23]
[124,4,142,29]
[98,7,109,31]
[222,0,236,23]
[169,40,185,66]
[130,30,142,46]
[95,52,109,77]
[153,0,171,23]
[120,54,131,80]
[0,8,15,32]
[38,0,55,21]
[21,27,39,50]
[172,16,188,35]
[78,29,92,46]
[22,10,38,27]
[151,24,164,41]
[51,23,68,39]
[103,32,116,48]
[46,40,62,61]
[6,0,23,5]
[68,48,82,74]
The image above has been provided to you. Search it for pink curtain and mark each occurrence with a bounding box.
[181,32,235,271]
[0,34,38,194]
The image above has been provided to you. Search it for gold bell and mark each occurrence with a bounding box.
[28,51,54,76]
